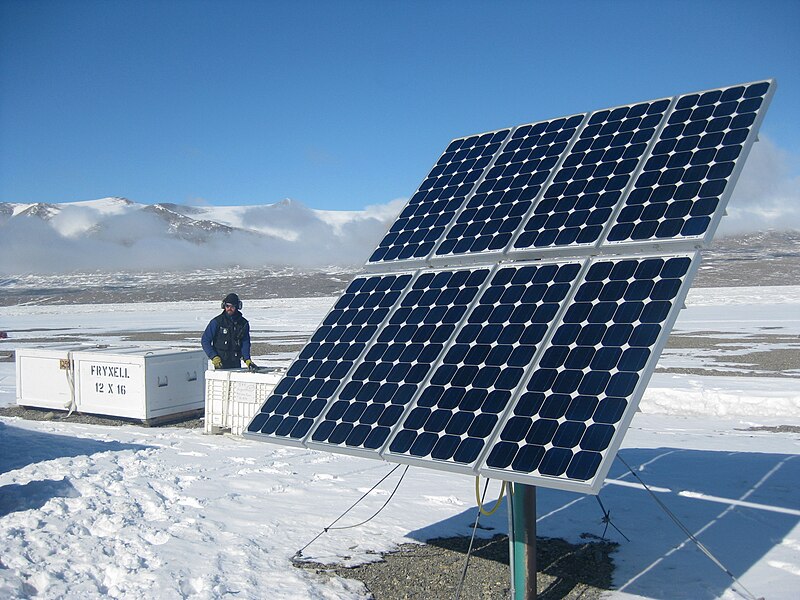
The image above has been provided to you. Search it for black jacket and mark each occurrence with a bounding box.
[201,311,251,368]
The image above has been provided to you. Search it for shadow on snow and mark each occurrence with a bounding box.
[406,447,799,600]
[0,421,150,517]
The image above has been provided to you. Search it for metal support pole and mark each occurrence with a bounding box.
[508,483,537,600]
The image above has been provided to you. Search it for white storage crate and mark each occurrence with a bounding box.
[205,369,284,435]
[71,347,207,421]
[16,344,86,411]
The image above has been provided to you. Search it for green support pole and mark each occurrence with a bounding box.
[508,483,537,599]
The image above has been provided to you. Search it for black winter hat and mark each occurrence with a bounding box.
[222,293,242,310]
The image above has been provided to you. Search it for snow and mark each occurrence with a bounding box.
[67,198,133,215]
[643,374,800,418]
[1,286,798,599]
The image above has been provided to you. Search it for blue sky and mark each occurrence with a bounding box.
[1,0,798,211]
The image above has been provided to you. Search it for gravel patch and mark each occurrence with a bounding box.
[717,348,800,372]
[297,534,616,600]
[655,366,799,378]
[0,405,204,428]
[661,333,800,377]
[1,270,354,306]
[250,341,307,356]
[742,424,800,434]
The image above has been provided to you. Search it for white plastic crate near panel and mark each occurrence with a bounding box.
[205,369,284,435]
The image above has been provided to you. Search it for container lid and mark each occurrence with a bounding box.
[16,343,93,355]
[72,346,206,358]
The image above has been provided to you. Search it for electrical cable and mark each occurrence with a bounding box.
[294,464,406,560]
[617,455,762,600]
[474,475,506,516]
[454,477,490,600]
[327,465,409,531]
[595,495,630,542]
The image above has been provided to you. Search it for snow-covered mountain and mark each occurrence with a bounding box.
[0,197,405,274]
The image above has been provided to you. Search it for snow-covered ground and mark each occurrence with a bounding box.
[0,286,798,599]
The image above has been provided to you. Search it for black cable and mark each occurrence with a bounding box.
[595,494,630,542]
[454,478,490,600]
[294,464,404,559]
[328,466,409,531]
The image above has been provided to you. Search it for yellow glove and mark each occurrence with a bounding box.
[211,356,223,369]
[245,359,258,372]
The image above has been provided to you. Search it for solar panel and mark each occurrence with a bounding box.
[431,115,585,260]
[367,129,510,267]
[480,253,699,493]
[305,266,493,457]
[245,272,415,446]
[603,81,775,248]
[382,259,584,474]
[245,79,774,495]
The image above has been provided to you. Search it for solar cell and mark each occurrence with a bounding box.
[244,272,415,445]
[367,130,510,266]
[604,81,775,247]
[480,253,699,493]
[305,266,493,457]
[383,259,584,473]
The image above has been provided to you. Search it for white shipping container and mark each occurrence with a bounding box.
[205,369,284,435]
[16,344,86,411]
[70,347,207,422]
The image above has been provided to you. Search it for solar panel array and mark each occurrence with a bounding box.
[245,80,774,493]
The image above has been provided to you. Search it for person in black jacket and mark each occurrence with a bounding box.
[201,293,258,371]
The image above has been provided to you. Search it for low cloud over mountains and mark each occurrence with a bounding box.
[0,197,405,274]
[2,135,797,275]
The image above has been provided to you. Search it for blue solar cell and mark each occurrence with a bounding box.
[385,261,582,468]
[513,99,671,251]
[539,447,573,476]
[512,445,545,472]
[246,273,414,442]
[307,267,492,452]
[434,116,584,257]
[566,451,602,480]
[483,255,693,483]
[368,130,510,264]
[607,80,773,244]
